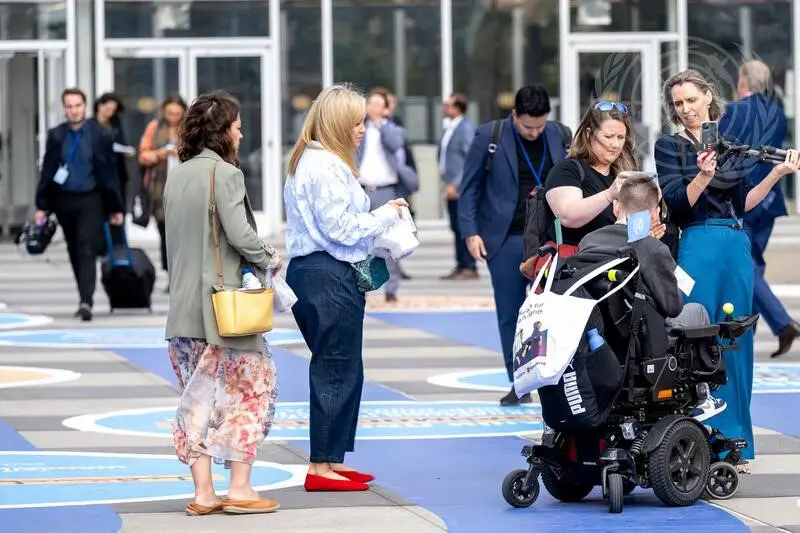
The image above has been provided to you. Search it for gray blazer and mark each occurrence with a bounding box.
[356,120,419,196]
[439,117,476,187]
[163,148,281,353]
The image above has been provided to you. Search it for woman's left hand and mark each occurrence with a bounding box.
[775,148,800,177]
[650,222,667,240]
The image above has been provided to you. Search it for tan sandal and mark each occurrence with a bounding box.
[221,498,280,514]
[185,502,224,516]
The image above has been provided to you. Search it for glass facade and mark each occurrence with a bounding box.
[0,2,67,39]
[104,1,270,39]
[0,0,799,233]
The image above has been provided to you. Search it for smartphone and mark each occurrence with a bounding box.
[700,121,719,150]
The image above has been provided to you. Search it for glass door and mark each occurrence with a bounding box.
[564,41,661,172]
[188,48,271,213]
[104,48,188,158]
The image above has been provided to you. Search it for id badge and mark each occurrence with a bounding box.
[627,210,651,243]
[53,166,69,185]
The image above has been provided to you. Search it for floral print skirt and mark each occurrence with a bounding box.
[168,337,279,466]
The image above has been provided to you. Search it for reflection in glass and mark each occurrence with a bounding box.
[112,58,181,152]
[104,1,269,39]
[0,2,66,39]
[453,0,559,124]
[332,0,441,144]
[282,0,322,147]
[196,57,263,211]
[570,0,670,33]
[579,52,646,168]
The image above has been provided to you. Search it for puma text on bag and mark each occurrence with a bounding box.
[511,252,639,398]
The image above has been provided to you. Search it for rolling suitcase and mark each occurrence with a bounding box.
[101,223,156,313]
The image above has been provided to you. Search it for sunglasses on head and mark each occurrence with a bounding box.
[594,100,629,114]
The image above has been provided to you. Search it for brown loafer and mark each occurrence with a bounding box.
[185,502,224,516]
[221,498,280,514]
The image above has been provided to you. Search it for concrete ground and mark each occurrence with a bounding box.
[1,217,800,532]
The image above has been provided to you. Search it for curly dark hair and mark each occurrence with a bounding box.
[177,90,240,166]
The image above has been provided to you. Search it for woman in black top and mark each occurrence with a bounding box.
[544,101,638,250]
[654,69,799,468]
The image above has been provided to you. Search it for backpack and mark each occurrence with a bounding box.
[523,158,584,262]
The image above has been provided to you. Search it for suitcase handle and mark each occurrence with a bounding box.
[104,222,134,268]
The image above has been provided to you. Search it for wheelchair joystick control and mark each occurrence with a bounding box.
[722,303,734,320]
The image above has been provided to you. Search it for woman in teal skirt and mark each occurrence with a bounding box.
[655,69,799,470]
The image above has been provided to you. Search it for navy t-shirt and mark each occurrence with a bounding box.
[654,134,755,229]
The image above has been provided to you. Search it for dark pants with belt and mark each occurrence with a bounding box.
[447,199,475,271]
[286,252,366,463]
[54,191,103,307]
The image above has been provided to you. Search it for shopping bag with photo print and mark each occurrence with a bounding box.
[512,253,639,397]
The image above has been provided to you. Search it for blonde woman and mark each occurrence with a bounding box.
[284,84,407,492]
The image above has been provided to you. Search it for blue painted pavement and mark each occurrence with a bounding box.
[114,330,748,532]
[0,420,122,533]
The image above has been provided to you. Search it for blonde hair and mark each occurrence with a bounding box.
[662,69,725,126]
[568,103,637,175]
[288,84,366,176]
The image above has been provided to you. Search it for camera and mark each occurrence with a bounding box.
[700,120,787,166]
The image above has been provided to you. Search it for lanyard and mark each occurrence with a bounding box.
[513,126,548,186]
[63,130,83,166]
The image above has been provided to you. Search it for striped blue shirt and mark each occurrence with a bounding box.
[284,141,398,263]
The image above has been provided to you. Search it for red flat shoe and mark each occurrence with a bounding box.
[304,473,369,492]
[334,470,375,483]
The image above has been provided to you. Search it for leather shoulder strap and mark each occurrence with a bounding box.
[208,163,224,289]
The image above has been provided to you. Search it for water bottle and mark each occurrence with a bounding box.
[587,328,605,351]
[241,268,262,290]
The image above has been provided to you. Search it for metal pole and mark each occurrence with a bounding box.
[794,0,800,212]
[512,5,524,90]
[440,0,452,98]
[321,0,333,87]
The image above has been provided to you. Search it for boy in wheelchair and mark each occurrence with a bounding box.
[572,172,726,422]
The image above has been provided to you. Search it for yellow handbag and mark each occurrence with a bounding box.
[208,163,274,337]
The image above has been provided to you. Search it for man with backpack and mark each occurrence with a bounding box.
[458,84,571,406]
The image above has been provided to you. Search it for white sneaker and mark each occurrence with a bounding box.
[690,396,727,422]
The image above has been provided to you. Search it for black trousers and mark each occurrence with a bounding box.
[157,220,168,272]
[54,192,103,307]
[447,198,475,270]
[286,252,365,463]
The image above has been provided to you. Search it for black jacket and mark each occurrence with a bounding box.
[36,118,123,215]
[577,223,683,319]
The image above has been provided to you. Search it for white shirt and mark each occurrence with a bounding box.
[359,122,398,188]
[439,115,463,174]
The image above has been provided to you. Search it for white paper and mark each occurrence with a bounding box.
[674,265,695,296]
[372,206,419,260]
[112,143,137,155]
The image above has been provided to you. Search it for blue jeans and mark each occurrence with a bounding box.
[286,252,366,463]
[679,219,755,460]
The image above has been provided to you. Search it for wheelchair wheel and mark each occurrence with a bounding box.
[648,419,710,507]
[541,468,593,502]
[606,473,624,514]
[502,469,539,508]
[704,461,739,500]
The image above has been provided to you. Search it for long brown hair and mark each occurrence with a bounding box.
[287,84,366,176]
[662,69,725,126]
[177,90,240,166]
[568,102,637,175]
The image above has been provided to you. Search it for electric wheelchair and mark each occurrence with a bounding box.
[501,247,757,514]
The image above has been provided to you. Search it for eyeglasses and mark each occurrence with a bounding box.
[594,100,629,114]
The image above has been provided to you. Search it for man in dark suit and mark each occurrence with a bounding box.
[459,84,571,405]
[720,60,800,357]
[35,87,124,322]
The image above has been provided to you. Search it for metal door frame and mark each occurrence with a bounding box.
[565,40,662,172]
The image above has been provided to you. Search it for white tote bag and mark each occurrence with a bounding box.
[512,252,640,397]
